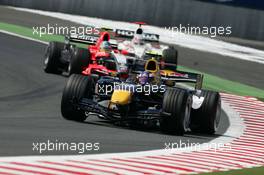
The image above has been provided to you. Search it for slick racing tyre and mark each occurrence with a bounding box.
[68,48,90,75]
[44,41,64,74]
[190,90,221,134]
[61,74,95,122]
[160,88,192,135]
[162,46,178,70]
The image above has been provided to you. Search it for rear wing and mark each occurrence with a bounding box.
[68,34,98,45]
[160,69,203,90]
[127,58,203,89]
[66,34,118,49]
[101,27,159,43]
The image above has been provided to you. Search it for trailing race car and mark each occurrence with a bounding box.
[104,22,178,68]
[43,32,128,77]
[61,57,221,135]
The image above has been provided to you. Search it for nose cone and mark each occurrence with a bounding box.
[111,90,132,105]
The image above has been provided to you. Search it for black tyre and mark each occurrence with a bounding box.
[190,90,221,134]
[160,88,192,135]
[162,46,178,70]
[68,48,90,75]
[44,41,64,74]
[61,74,95,121]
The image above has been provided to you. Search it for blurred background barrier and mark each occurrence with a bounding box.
[0,0,263,41]
[198,0,264,10]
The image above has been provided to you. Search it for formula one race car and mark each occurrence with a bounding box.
[61,57,221,135]
[43,32,128,77]
[104,22,178,68]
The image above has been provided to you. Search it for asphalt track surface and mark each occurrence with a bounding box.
[0,33,229,156]
[1,5,261,156]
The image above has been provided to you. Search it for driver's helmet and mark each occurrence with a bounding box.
[97,58,104,65]
[100,41,112,52]
[95,52,110,65]
[132,34,144,45]
[138,71,151,85]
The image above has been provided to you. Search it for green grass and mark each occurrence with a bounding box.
[0,22,64,42]
[0,22,87,48]
[1,22,264,98]
[199,166,264,175]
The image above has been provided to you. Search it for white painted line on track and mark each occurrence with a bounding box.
[0,30,48,45]
[69,160,163,175]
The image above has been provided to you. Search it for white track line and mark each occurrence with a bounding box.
[0,30,48,44]
[66,160,155,175]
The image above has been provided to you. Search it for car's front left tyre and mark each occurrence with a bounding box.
[43,41,64,74]
[61,74,95,122]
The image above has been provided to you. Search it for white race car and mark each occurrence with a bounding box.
[103,23,178,68]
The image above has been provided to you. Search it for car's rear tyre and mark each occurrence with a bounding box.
[162,46,178,70]
[44,41,64,74]
[61,74,95,122]
[190,90,221,134]
[68,48,90,75]
[160,88,192,135]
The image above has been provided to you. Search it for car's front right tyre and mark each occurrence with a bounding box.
[190,90,221,134]
[68,48,90,75]
[160,88,192,135]
[162,46,178,70]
